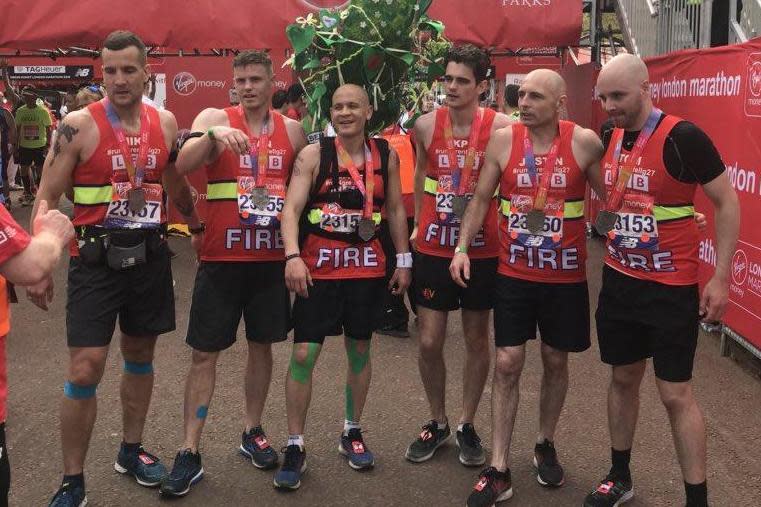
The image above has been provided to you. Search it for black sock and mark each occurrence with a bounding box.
[685,481,708,507]
[610,448,632,482]
[62,473,84,490]
[20,173,31,195]
[122,441,142,454]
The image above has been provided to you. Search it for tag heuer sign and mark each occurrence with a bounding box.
[9,65,93,80]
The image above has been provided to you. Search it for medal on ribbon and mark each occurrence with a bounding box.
[443,108,483,219]
[522,127,562,235]
[334,137,377,242]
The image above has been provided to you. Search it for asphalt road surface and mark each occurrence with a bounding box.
[5,204,760,506]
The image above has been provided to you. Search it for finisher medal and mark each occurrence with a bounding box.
[128,188,146,213]
[595,210,618,235]
[358,218,375,241]
[252,186,269,209]
[452,195,468,218]
[526,209,546,234]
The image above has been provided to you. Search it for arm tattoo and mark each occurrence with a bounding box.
[52,123,79,163]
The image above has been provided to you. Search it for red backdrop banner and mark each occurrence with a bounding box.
[645,39,761,349]
[429,0,582,48]
[1,1,581,51]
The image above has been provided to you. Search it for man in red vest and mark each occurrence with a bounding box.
[451,69,606,506]
[160,50,306,498]
[405,44,512,470]
[29,30,202,507]
[583,53,738,507]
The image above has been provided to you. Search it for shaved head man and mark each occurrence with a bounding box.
[450,68,607,506]
[274,82,411,489]
[583,53,739,507]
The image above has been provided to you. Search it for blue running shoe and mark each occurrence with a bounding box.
[114,445,167,487]
[338,428,375,470]
[48,481,87,507]
[240,426,278,469]
[160,449,204,497]
[273,445,306,490]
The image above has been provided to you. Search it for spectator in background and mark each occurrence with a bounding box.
[0,104,16,208]
[284,83,306,121]
[503,83,520,120]
[14,87,51,206]
[74,85,104,111]
[272,89,288,114]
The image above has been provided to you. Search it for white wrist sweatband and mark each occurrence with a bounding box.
[396,252,413,268]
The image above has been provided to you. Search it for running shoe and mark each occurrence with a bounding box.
[159,449,204,497]
[240,426,278,469]
[338,428,375,470]
[48,482,87,507]
[456,423,486,466]
[583,475,634,507]
[273,445,307,490]
[466,467,513,507]
[114,445,167,487]
[376,321,410,338]
[533,439,564,487]
[19,193,33,206]
[405,420,451,463]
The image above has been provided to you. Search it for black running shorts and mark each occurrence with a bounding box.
[493,274,591,352]
[66,243,175,347]
[414,253,497,312]
[293,277,386,344]
[18,147,45,167]
[596,265,700,382]
[186,261,290,352]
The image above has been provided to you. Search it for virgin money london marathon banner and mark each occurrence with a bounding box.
[0,0,582,50]
[646,38,761,350]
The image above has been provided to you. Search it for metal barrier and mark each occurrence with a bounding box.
[732,0,761,43]
[617,0,715,57]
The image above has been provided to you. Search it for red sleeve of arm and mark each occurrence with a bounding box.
[0,207,32,265]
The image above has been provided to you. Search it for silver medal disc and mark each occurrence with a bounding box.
[251,187,270,209]
[594,210,618,235]
[128,188,146,213]
[358,218,375,241]
[526,209,546,234]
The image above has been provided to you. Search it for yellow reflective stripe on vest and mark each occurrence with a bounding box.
[424,176,438,194]
[425,176,498,198]
[499,198,585,219]
[307,209,382,225]
[206,182,237,200]
[73,185,112,205]
[653,205,694,222]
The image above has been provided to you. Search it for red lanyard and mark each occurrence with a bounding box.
[522,127,561,211]
[104,99,150,187]
[605,108,662,212]
[239,106,271,186]
[335,138,375,220]
[443,107,483,196]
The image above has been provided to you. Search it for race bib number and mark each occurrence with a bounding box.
[237,176,285,226]
[319,204,362,233]
[22,124,40,140]
[507,194,564,249]
[435,175,463,224]
[103,182,162,229]
[610,193,659,250]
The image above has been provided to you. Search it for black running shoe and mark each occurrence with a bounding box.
[405,420,451,463]
[160,449,204,497]
[376,321,410,338]
[48,481,87,507]
[533,439,564,487]
[273,445,307,490]
[466,467,513,507]
[240,426,278,469]
[583,475,634,507]
[338,428,375,470]
[114,445,167,487]
[456,423,486,466]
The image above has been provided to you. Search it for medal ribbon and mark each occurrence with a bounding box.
[604,108,662,212]
[523,127,561,211]
[104,99,150,188]
[443,107,483,196]
[334,138,375,220]
[239,106,271,187]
